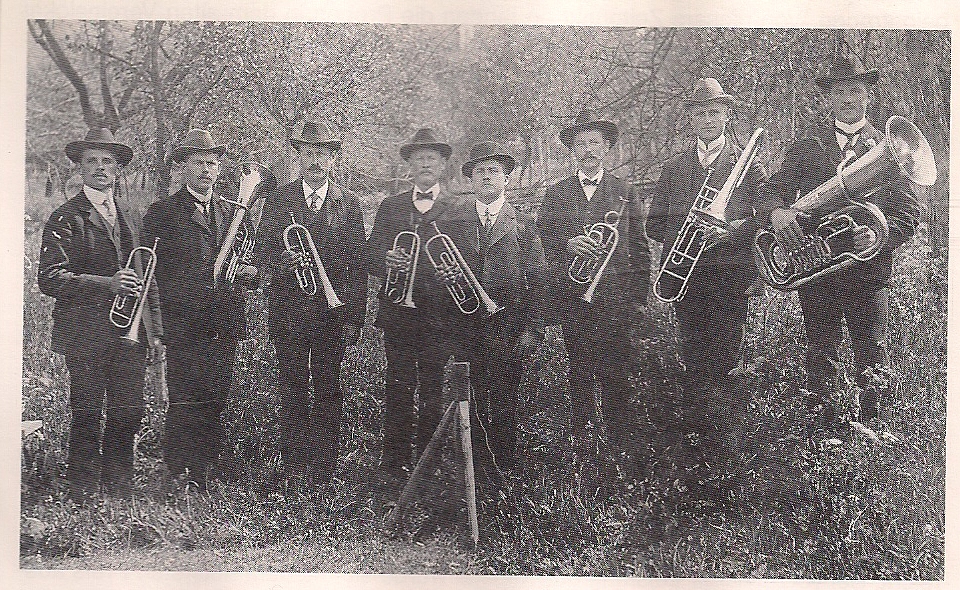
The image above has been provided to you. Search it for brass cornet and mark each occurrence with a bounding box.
[425,221,503,317]
[568,197,628,304]
[384,229,420,308]
[283,212,345,309]
[109,237,159,344]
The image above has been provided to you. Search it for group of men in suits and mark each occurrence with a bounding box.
[38,54,919,502]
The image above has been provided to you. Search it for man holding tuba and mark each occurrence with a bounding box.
[538,111,650,454]
[764,56,920,426]
[255,120,366,485]
[39,128,163,502]
[646,79,770,478]
[365,128,456,484]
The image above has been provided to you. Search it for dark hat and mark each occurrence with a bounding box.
[65,128,133,167]
[683,78,737,108]
[290,120,342,152]
[559,110,619,149]
[815,56,879,89]
[461,141,516,177]
[170,129,226,163]
[399,128,452,160]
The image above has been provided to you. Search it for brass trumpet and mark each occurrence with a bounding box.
[568,197,628,304]
[384,229,420,308]
[425,221,503,317]
[283,212,345,309]
[109,237,159,344]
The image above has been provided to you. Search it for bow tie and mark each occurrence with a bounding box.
[415,190,434,200]
[581,178,599,187]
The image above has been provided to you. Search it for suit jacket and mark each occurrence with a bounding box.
[255,179,367,327]
[538,171,650,319]
[142,185,246,343]
[38,190,162,358]
[763,120,920,290]
[365,187,457,332]
[647,138,772,295]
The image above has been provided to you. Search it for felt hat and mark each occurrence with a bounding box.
[65,127,133,167]
[461,141,516,177]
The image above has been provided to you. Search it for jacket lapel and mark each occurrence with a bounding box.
[186,188,212,236]
[486,201,515,248]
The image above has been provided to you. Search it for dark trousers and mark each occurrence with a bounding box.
[163,334,237,484]
[65,341,146,499]
[799,285,889,418]
[273,311,347,480]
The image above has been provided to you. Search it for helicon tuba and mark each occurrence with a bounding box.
[568,197,628,304]
[425,221,504,317]
[383,228,420,308]
[754,116,937,290]
[109,237,159,344]
[283,212,345,309]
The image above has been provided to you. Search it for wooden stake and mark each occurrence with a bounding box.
[458,399,479,546]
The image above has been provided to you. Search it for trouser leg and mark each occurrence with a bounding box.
[382,328,418,470]
[64,354,106,500]
[561,319,599,433]
[308,319,347,480]
[101,341,146,497]
[275,328,313,475]
[844,288,889,421]
[798,285,844,409]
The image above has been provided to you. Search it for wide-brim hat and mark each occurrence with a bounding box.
[461,141,516,177]
[683,78,737,108]
[170,129,226,163]
[399,127,452,160]
[559,110,619,149]
[290,120,342,152]
[65,127,133,167]
[815,56,880,89]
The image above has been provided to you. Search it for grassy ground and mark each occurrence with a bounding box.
[20,196,945,578]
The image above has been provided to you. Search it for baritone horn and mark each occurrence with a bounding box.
[384,228,420,308]
[109,237,159,344]
[568,197,628,304]
[754,116,937,290]
[214,161,275,288]
[425,221,503,316]
[283,212,345,309]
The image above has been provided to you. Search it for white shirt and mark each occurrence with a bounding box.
[84,185,116,226]
[476,193,506,229]
[577,169,604,201]
[303,179,329,211]
[835,118,867,150]
[412,183,439,214]
[697,135,726,168]
[187,184,214,215]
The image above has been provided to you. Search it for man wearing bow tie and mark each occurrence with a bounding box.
[765,56,920,426]
[255,121,366,485]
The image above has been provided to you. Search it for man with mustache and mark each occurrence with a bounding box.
[256,120,366,485]
[365,128,457,485]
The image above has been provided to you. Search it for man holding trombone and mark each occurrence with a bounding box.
[38,128,163,502]
[255,120,366,485]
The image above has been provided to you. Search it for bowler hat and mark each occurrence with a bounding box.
[683,78,737,108]
[65,128,134,167]
[559,110,619,149]
[170,129,226,163]
[461,141,516,177]
[399,128,452,160]
[290,120,342,152]
[815,56,879,89]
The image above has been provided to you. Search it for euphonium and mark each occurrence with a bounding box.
[109,237,159,344]
[568,197,628,304]
[224,220,255,285]
[213,161,275,288]
[754,116,937,290]
[654,127,764,303]
[384,228,420,308]
[283,212,345,309]
[425,221,504,317]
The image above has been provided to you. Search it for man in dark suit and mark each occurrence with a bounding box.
[38,128,163,501]
[143,129,258,488]
[537,111,650,451]
[365,128,457,481]
[647,78,771,471]
[430,141,546,472]
[765,56,920,425]
[255,120,366,485]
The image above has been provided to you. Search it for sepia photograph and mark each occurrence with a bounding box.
[7,1,953,586]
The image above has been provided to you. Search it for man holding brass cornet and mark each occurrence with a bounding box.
[39,128,163,502]
[764,56,921,426]
[255,120,366,485]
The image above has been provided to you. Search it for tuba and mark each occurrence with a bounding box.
[109,237,159,344]
[754,116,937,290]
[383,228,420,308]
[568,197,628,304]
[654,127,765,303]
[283,212,345,309]
[213,162,276,289]
[425,221,504,317]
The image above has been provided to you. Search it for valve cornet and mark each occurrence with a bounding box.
[384,228,420,308]
[568,197,627,304]
[425,221,503,317]
[283,212,345,309]
[213,162,275,288]
[109,237,159,344]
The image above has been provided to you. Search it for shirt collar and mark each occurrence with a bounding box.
[577,169,604,185]
[476,193,506,218]
[835,118,867,134]
[412,183,439,200]
[187,184,213,203]
[697,134,726,154]
[303,179,329,200]
[83,184,113,204]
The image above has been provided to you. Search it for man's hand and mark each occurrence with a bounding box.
[852,225,877,250]
[233,264,258,289]
[280,249,306,274]
[385,248,412,272]
[702,225,729,248]
[770,207,804,251]
[566,234,603,259]
[343,323,360,347]
[434,266,461,286]
[110,268,142,297]
[147,336,165,364]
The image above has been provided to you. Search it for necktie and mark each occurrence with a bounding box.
[836,126,860,149]
[581,178,599,187]
[101,197,116,226]
[700,145,722,168]
[484,211,493,234]
[307,191,320,211]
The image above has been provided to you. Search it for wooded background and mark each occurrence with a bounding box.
[25,22,949,248]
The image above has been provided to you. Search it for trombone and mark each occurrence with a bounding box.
[384,228,420,308]
[109,237,159,344]
[283,212,345,309]
[425,221,503,317]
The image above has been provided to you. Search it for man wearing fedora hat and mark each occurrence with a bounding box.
[538,110,650,456]
[38,127,163,501]
[647,78,770,477]
[429,141,547,473]
[365,127,458,482]
[765,55,920,426]
[255,120,366,485]
[143,128,258,488]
